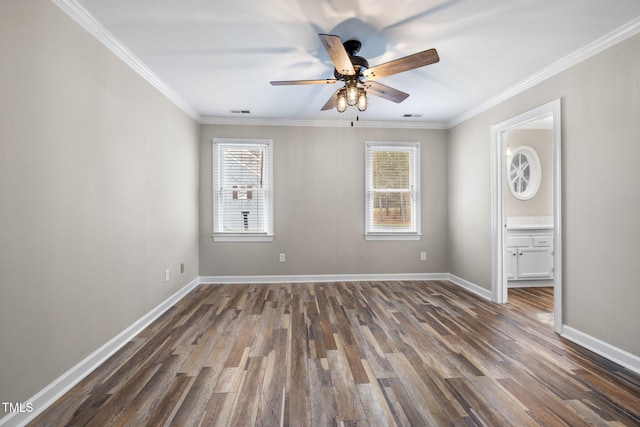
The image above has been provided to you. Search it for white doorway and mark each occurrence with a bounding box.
[490,99,563,333]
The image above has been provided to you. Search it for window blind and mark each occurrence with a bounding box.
[214,141,271,234]
[365,143,420,234]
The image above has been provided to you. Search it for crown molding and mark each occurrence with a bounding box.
[199,116,449,129]
[447,16,640,128]
[50,0,443,129]
[51,0,202,122]
[51,0,640,130]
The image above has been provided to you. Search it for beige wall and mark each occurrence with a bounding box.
[199,125,449,276]
[0,0,200,408]
[449,33,640,355]
[506,129,554,217]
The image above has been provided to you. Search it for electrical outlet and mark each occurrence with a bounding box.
[165,269,170,282]
[420,252,427,261]
[279,253,286,263]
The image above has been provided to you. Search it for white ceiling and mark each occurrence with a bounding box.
[70,0,640,126]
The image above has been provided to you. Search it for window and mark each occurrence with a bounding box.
[212,139,273,242]
[365,142,421,240]
[508,145,541,200]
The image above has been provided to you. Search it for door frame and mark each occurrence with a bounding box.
[490,98,563,333]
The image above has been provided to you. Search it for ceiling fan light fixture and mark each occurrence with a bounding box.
[346,82,359,106]
[336,89,348,113]
[357,90,368,111]
[271,34,439,115]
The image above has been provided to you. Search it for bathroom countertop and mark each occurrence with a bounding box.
[506,216,553,230]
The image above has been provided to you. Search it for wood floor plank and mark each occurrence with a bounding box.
[170,366,217,426]
[255,328,288,426]
[327,348,366,422]
[227,356,267,427]
[386,351,466,426]
[80,360,162,426]
[215,346,250,393]
[357,360,397,427]
[142,374,192,427]
[288,293,312,426]
[109,354,186,427]
[25,340,147,426]
[199,391,236,426]
[308,358,338,427]
[497,377,591,426]
[384,376,431,427]
[27,283,640,426]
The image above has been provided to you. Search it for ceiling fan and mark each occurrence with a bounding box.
[270,34,439,113]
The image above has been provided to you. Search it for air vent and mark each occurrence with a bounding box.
[230,110,251,114]
[403,114,422,118]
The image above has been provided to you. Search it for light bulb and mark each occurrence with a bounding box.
[357,90,367,111]
[346,84,358,106]
[336,90,348,113]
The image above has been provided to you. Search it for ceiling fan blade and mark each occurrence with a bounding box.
[318,34,356,76]
[321,89,341,111]
[364,81,409,103]
[270,79,338,86]
[363,48,439,80]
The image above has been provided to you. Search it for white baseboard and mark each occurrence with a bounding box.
[507,280,554,288]
[447,273,493,300]
[0,277,200,427]
[561,325,640,376]
[199,272,450,284]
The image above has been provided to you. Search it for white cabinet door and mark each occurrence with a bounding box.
[506,248,518,279]
[517,248,553,278]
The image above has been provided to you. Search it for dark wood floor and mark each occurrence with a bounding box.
[30,281,640,426]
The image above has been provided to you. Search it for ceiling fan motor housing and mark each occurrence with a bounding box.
[334,54,369,80]
[343,39,361,55]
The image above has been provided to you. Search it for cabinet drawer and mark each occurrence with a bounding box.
[507,236,531,247]
[533,236,553,247]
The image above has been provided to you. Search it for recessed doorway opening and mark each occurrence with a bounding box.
[491,99,562,333]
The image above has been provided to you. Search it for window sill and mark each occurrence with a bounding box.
[212,233,274,242]
[365,233,422,241]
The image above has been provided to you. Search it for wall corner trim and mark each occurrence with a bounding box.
[447,274,493,300]
[561,325,640,376]
[0,277,201,427]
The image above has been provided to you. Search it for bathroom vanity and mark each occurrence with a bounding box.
[506,217,554,287]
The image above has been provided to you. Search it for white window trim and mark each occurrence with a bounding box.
[212,138,274,242]
[364,141,422,241]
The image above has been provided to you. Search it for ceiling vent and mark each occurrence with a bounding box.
[403,114,422,118]
[230,110,251,114]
